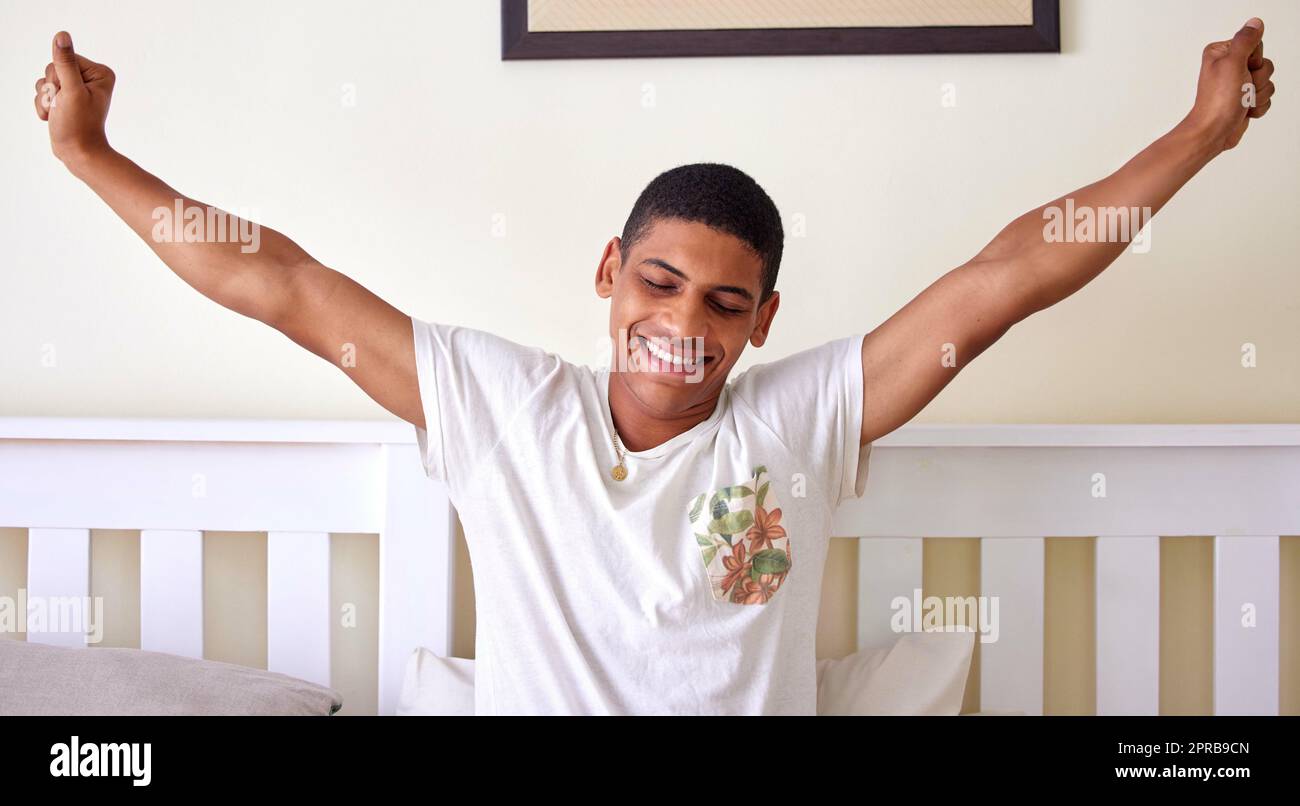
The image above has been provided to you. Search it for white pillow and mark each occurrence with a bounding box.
[398,630,975,715]
[396,648,475,716]
[815,629,976,715]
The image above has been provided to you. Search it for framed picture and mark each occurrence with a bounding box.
[502,0,1060,60]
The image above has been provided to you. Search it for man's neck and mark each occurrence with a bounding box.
[607,370,722,452]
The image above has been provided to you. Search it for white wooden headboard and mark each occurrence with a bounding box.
[834,424,1300,716]
[0,418,454,716]
[2,420,1296,715]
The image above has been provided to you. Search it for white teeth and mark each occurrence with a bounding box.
[638,336,701,369]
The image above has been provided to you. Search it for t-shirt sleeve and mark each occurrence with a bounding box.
[729,333,872,511]
[410,316,562,486]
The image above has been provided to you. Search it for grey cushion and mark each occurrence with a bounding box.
[0,639,342,716]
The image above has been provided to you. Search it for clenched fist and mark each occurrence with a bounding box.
[33,31,116,167]
[1187,18,1276,152]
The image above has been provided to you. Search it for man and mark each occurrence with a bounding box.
[31,20,1274,714]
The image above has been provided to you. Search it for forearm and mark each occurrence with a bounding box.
[975,115,1221,316]
[65,146,310,326]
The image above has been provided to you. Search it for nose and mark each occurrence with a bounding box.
[661,294,711,350]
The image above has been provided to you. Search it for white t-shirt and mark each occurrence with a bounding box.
[411,316,873,715]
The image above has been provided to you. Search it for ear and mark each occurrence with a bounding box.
[749,291,780,348]
[594,236,622,299]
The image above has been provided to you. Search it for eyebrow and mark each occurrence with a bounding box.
[639,258,756,302]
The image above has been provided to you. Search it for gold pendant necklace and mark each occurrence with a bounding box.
[610,423,628,481]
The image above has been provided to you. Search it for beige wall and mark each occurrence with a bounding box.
[1043,537,1095,714]
[0,0,1296,422]
[90,529,140,649]
[1283,538,1300,715]
[330,533,380,716]
[0,528,28,643]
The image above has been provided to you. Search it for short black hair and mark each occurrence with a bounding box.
[619,163,784,303]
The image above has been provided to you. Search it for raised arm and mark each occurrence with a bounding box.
[859,19,1274,447]
[32,32,424,429]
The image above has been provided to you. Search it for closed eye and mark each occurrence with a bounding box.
[641,276,747,316]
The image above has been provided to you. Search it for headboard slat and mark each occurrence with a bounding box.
[979,537,1045,715]
[140,529,204,658]
[1213,535,1281,715]
[1095,536,1160,715]
[25,528,91,648]
[268,531,332,688]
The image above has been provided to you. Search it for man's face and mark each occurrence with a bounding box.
[595,217,780,417]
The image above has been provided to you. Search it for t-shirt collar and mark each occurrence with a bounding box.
[597,366,728,459]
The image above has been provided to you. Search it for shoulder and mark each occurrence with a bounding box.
[412,317,553,362]
[729,333,866,408]
[412,317,570,382]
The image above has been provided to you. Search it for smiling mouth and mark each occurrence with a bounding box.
[631,335,712,374]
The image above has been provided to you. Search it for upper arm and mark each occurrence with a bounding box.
[859,260,1031,446]
[273,259,424,429]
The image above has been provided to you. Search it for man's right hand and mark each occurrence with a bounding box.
[33,31,116,168]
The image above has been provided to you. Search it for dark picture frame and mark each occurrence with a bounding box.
[502,0,1059,60]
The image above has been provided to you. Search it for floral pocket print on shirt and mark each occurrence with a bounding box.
[687,466,791,605]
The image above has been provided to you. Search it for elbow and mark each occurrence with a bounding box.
[220,255,308,330]
[961,257,1042,332]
